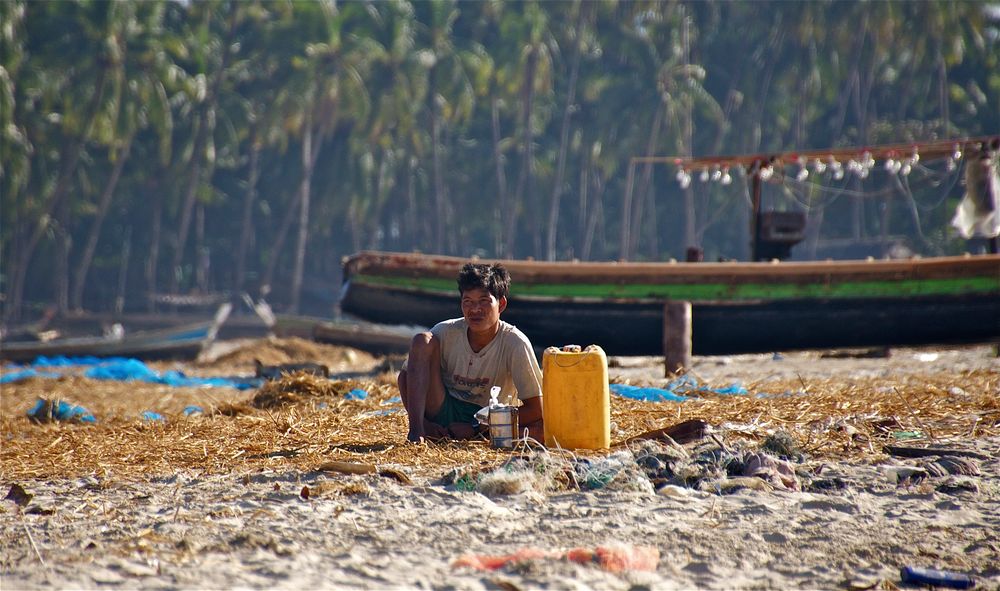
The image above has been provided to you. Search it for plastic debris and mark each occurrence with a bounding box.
[738,452,800,491]
[5,483,33,507]
[358,409,405,418]
[183,406,204,416]
[344,388,368,401]
[900,566,975,589]
[453,544,659,573]
[27,398,96,424]
[140,411,165,422]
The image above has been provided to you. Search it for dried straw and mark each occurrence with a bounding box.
[2,342,998,483]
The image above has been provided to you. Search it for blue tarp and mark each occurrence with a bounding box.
[610,375,748,402]
[27,399,96,423]
[4,356,259,390]
[0,369,61,384]
[610,383,688,402]
[33,355,132,367]
[84,359,260,390]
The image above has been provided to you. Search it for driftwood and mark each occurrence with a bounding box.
[316,460,412,485]
[317,461,377,475]
[884,445,989,460]
[624,419,709,446]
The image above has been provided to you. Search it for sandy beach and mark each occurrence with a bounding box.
[2,340,999,590]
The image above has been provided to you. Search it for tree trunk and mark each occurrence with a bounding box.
[406,156,420,250]
[576,158,589,259]
[115,228,131,315]
[169,8,238,294]
[261,186,303,294]
[145,179,164,313]
[628,106,664,258]
[582,171,605,260]
[170,113,208,294]
[195,203,208,292]
[430,101,448,255]
[290,123,316,314]
[506,45,538,258]
[5,67,109,322]
[491,96,507,257]
[545,1,585,261]
[234,140,260,295]
[72,134,134,311]
[54,195,71,315]
[619,162,637,260]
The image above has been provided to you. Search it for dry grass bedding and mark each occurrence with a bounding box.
[2,339,998,484]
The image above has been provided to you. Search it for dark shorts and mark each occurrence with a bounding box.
[431,394,481,427]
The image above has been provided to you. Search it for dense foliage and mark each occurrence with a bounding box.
[2,0,998,318]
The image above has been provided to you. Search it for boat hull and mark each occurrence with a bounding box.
[339,252,1000,356]
[1,321,221,364]
[341,282,998,355]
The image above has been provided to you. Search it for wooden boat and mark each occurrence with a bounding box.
[0,305,231,364]
[271,314,417,354]
[311,320,416,355]
[339,251,1000,356]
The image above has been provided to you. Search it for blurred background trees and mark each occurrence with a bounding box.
[2,0,997,319]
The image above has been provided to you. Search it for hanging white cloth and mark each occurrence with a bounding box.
[951,147,1000,239]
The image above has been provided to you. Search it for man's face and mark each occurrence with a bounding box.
[461,287,506,333]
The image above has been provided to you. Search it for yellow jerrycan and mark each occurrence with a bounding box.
[542,344,610,450]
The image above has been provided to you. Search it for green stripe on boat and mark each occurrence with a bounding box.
[352,274,999,301]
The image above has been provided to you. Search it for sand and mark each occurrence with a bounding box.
[2,341,999,590]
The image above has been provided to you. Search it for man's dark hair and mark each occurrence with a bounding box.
[458,263,510,300]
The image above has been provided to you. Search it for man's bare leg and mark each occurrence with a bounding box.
[399,332,447,442]
[397,371,448,440]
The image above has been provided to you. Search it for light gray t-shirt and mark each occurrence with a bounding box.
[432,318,542,408]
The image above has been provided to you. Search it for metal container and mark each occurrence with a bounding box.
[488,405,518,449]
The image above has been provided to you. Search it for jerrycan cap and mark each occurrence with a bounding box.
[561,344,582,353]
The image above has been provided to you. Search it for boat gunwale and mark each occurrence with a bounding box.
[344,251,1000,285]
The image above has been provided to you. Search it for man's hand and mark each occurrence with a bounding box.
[406,418,449,443]
[519,397,544,441]
[423,419,449,440]
[447,422,485,440]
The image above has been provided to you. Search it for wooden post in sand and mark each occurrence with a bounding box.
[663,301,692,376]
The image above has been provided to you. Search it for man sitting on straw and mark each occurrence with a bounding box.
[398,262,543,443]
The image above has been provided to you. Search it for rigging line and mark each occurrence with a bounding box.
[913,165,963,212]
[780,176,898,198]
[783,180,847,213]
[892,172,927,241]
[698,184,739,230]
[781,166,958,202]
[912,161,958,185]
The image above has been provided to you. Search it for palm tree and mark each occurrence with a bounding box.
[168,1,240,296]
[261,0,372,313]
[5,0,118,321]
[544,0,588,261]
[71,2,175,311]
